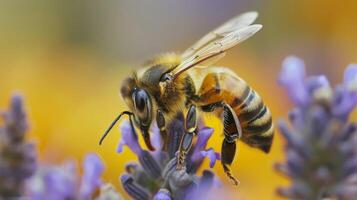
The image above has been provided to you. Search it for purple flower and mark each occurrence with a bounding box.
[201,148,221,168]
[117,118,221,200]
[188,127,215,173]
[343,64,357,87]
[332,64,357,118]
[279,56,310,106]
[0,94,123,199]
[153,189,171,200]
[279,56,332,107]
[26,161,77,200]
[0,94,37,197]
[27,154,115,200]
[79,153,105,200]
[276,56,357,199]
[120,174,150,200]
[117,120,142,155]
[190,127,214,161]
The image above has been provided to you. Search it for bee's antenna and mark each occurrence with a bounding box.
[99,111,133,145]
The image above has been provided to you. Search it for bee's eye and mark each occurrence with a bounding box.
[132,89,152,126]
[134,89,147,111]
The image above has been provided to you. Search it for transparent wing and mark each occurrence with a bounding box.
[181,11,259,59]
[171,23,262,80]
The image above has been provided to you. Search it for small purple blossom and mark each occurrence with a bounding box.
[154,189,171,200]
[332,64,357,118]
[117,121,142,155]
[117,116,222,200]
[79,154,105,199]
[27,161,77,200]
[190,127,214,161]
[277,56,357,200]
[279,56,310,106]
[201,148,221,168]
[26,153,120,200]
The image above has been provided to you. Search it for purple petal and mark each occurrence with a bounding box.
[118,120,142,155]
[116,140,125,153]
[332,64,357,118]
[79,154,105,200]
[10,94,25,118]
[344,64,357,89]
[306,75,332,103]
[279,56,310,106]
[46,169,76,200]
[306,75,330,93]
[154,189,171,200]
[200,148,220,168]
[198,170,215,190]
[120,174,150,200]
[138,150,162,178]
[213,177,222,188]
[5,93,29,141]
[191,127,214,161]
[167,117,185,158]
[288,108,304,131]
[29,164,77,200]
[332,86,357,119]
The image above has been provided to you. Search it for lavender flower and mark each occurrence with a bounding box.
[27,153,123,200]
[79,154,105,199]
[0,94,124,199]
[0,94,37,197]
[117,114,222,200]
[276,56,357,200]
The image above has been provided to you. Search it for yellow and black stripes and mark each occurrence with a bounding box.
[196,71,274,153]
[236,88,273,153]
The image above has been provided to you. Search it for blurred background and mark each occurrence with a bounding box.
[1,0,357,199]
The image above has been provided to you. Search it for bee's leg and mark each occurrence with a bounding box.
[156,109,168,151]
[222,137,240,185]
[177,105,197,170]
[221,103,241,186]
[199,101,241,185]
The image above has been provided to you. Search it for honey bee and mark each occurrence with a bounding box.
[100,11,274,185]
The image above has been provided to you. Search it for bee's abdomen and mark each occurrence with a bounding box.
[234,89,274,153]
[197,71,274,153]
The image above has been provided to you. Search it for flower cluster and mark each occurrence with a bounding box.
[0,94,37,197]
[26,153,123,200]
[276,56,357,199]
[117,114,222,200]
[0,95,123,200]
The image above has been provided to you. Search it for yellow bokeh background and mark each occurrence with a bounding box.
[1,1,357,199]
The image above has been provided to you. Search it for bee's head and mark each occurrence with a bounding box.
[98,76,156,150]
[120,77,152,127]
[116,77,155,150]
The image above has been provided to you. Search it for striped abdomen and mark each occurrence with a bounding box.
[196,69,274,153]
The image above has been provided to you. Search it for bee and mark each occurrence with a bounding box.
[99,11,274,185]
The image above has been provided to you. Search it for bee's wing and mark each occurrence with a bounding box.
[171,21,262,80]
[181,11,259,59]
